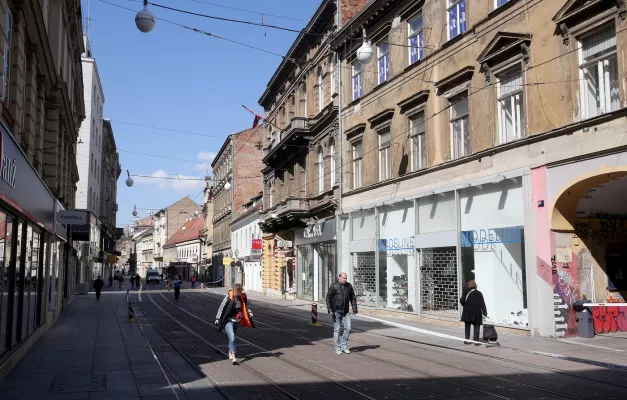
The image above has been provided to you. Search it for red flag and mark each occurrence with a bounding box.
[242,105,263,128]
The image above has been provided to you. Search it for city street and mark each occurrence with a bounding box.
[3,285,627,400]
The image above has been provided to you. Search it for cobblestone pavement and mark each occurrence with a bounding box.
[3,286,627,400]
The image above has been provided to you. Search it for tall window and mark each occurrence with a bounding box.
[2,9,12,103]
[580,25,619,118]
[377,40,390,84]
[498,67,525,143]
[450,92,470,159]
[317,67,324,112]
[447,0,466,40]
[352,61,363,100]
[410,112,426,170]
[351,141,363,189]
[408,13,424,64]
[496,0,511,7]
[378,129,392,181]
[317,147,324,194]
[329,139,336,187]
[330,58,336,96]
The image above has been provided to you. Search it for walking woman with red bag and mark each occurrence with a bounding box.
[215,283,255,364]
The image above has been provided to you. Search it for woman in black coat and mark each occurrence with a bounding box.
[460,280,488,345]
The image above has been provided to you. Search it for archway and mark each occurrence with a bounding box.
[550,169,627,334]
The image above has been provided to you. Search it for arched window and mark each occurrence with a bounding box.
[317,67,324,112]
[329,139,336,187]
[318,146,324,194]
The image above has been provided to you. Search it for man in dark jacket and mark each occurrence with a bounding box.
[93,276,104,301]
[326,272,357,355]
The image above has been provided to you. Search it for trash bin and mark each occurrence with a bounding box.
[573,300,595,338]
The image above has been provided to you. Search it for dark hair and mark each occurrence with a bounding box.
[467,280,477,289]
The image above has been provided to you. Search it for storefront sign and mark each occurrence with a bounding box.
[58,210,87,225]
[251,239,262,256]
[1,154,16,188]
[303,223,322,238]
[107,255,117,263]
[223,257,233,265]
[460,226,523,247]
[275,250,291,258]
[378,237,414,255]
[294,219,336,246]
[277,240,292,248]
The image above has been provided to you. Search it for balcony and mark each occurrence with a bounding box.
[263,117,313,168]
[259,197,312,232]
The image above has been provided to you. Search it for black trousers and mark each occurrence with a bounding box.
[464,322,480,341]
[174,287,180,299]
[96,290,101,301]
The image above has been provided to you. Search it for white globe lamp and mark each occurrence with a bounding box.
[224,180,232,190]
[125,170,134,187]
[135,2,156,33]
[356,40,373,63]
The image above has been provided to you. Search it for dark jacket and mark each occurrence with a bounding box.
[215,291,255,331]
[326,281,357,314]
[93,279,104,291]
[460,288,488,325]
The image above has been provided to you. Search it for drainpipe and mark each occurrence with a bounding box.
[336,0,344,277]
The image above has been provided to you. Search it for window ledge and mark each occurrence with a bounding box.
[488,0,522,20]
[440,28,474,52]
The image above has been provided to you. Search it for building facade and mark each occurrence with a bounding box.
[201,176,214,281]
[162,216,205,280]
[0,0,85,375]
[330,0,627,337]
[230,193,263,292]
[258,0,368,300]
[210,126,264,284]
[98,119,120,279]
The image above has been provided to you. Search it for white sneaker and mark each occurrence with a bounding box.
[342,348,351,354]
[232,356,239,365]
[228,352,233,360]
[335,348,342,355]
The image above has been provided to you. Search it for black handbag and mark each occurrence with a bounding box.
[482,324,499,342]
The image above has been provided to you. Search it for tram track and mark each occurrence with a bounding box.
[182,291,625,400]
[146,289,595,400]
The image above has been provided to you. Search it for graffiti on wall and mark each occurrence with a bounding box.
[593,305,627,334]
[552,249,580,338]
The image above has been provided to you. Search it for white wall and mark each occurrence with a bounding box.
[231,217,261,258]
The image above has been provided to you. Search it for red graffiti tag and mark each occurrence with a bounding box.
[592,306,627,334]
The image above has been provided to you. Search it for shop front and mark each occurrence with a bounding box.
[294,219,336,302]
[340,175,530,330]
[0,123,68,360]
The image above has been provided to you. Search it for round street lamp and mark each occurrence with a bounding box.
[132,205,138,217]
[356,28,373,64]
[126,170,134,187]
[224,180,232,190]
[194,210,200,218]
[136,1,156,33]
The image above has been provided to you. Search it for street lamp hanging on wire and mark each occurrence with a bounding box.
[136,0,156,33]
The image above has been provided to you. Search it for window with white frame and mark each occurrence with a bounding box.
[351,140,363,189]
[329,139,336,187]
[450,92,470,159]
[377,40,390,84]
[378,128,392,181]
[317,146,324,194]
[408,13,424,64]
[317,67,324,112]
[352,61,363,100]
[497,67,525,143]
[410,111,426,171]
[2,9,12,103]
[447,0,466,40]
[579,25,619,118]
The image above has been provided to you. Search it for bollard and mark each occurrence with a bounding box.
[128,301,136,322]
[199,283,205,290]
[311,303,321,326]
[138,284,143,303]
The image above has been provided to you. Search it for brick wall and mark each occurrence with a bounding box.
[340,0,370,26]
[233,126,264,213]
[420,247,459,318]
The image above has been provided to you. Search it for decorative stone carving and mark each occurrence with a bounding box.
[559,23,569,46]
[482,63,491,85]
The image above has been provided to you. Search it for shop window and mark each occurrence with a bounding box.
[297,246,313,301]
[420,247,459,318]
[0,211,7,355]
[498,66,525,143]
[351,140,363,189]
[12,221,24,347]
[378,201,416,311]
[579,24,619,118]
[450,92,470,159]
[377,40,390,84]
[316,242,336,301]
[408,12,424,65]
[378,128,392,181]
[352,252,377,307]
[317,146,324,194]
[447,0,466,40]
[459,181,527,328]
[23,225,34,337]
[30,228,41,331]
[410,111,426,171]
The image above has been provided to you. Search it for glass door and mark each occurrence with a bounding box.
[297,246,313,301]
[317,242,336,301]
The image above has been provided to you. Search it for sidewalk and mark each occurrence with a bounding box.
[204,286,627,370]
[0,292,216,400]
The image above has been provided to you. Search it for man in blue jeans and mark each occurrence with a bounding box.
[326,272,358,354]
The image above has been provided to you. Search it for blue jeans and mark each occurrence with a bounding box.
[224,321,239,354]
[333,312,351,350]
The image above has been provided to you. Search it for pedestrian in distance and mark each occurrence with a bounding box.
[130,275,135,290]
[191,274,196,289]
[108,275,113,288]
[135,273,141,289]
[460,280,488,345]
[173,277,182,300]
[326,272,358,355]
[93,276,104,301]
[119,275,124,290]
[215,283,255,365]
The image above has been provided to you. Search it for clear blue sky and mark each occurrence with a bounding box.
[82,0,318,227]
